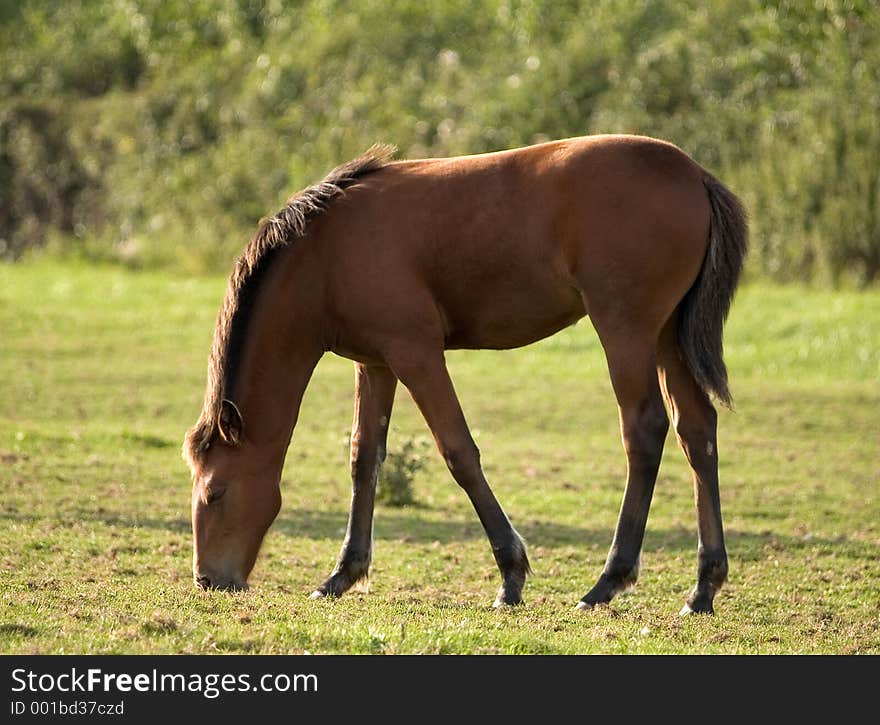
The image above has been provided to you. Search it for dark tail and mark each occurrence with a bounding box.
[677,173,748,408]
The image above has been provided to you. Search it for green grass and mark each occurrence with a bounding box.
[1,261,878,654]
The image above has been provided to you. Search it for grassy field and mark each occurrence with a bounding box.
[1,261,878,654]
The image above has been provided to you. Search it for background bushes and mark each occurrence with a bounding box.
[1,0,878,283]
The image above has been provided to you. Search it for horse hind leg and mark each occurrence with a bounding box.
[578,333,669,610]
[311,363,397,599]
[657,323,728,614]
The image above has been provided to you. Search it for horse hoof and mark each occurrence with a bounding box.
[574,600,596,612]
[680,602,714,616]
[309,590,326,600]
[493,594,523,608]
[493,598,522,609]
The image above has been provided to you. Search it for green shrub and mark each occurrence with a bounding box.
[378,435,431,507]
[2,1,878,283]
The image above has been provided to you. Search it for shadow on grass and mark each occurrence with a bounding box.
[0,623,40,638]
[272,509,879,559]
[3,507,876,559]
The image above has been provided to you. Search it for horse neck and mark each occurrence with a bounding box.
[228,252,325,464]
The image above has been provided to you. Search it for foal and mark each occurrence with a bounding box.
[184,135,747,614]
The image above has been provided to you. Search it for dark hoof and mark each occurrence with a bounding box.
[681,587,716,615]
[578,573,624,610]
[311,570,364,600]
[493,586,524,608]
[309,578,346,599]
[490,538,530,608]
[311,552,371,600]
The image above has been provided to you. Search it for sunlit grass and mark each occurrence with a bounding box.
[0,262,878,653]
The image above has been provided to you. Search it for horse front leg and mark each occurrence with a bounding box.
[390,350,530,607]
[310,363,397,599]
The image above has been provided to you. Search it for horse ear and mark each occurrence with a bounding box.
[218,399,244,445]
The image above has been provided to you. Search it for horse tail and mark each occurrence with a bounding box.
[676,173,748,408]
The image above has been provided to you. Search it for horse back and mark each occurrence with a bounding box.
[311,135,711,357]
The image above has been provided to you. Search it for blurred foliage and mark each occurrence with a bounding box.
[1,0,878,283]
[377,434,431,507]
[343,429,431,507]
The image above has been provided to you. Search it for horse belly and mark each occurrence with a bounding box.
[442,273,586,350]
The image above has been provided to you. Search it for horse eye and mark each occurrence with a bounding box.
[205,487,226,505]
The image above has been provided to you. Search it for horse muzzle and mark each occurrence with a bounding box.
[194,573,248,592]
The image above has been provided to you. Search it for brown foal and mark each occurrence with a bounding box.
[184,134,747,614]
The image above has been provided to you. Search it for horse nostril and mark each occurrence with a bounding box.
[195,575,211,590]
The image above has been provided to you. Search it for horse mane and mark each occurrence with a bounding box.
[184,144,396,468]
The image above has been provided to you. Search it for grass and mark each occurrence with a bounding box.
[0,261,878,654]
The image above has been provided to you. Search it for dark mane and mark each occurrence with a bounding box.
[184,144,395,467]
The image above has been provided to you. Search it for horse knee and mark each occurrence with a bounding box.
[349,445,381,483]
[442,441,482,484]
